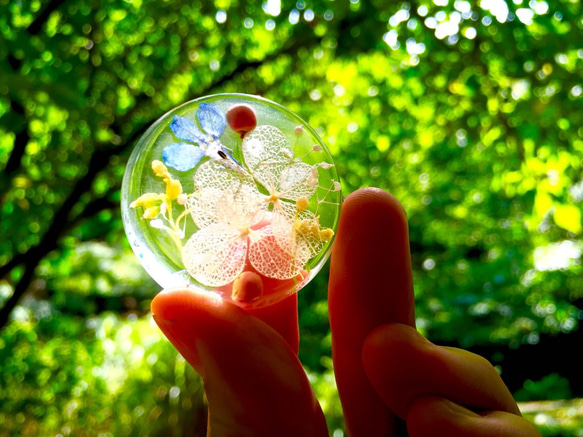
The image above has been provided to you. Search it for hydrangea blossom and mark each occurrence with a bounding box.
[181,124,333,286]
[162,103,244,172]
[182,161,304,285]
[241,125,329,267]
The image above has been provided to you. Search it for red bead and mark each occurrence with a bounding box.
[226,104,257,138]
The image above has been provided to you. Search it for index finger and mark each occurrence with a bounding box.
[328,188,415,436]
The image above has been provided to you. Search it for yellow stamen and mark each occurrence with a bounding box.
[130,192,163,208]
[142,206,160,219]
[267,193,280,203]
[296,196,309,212]
[319,228,334,242]
[166,178,183,200]
[295,217,334,242]
[152,160,169,178]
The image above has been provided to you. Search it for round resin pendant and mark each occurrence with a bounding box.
[121,94,341,308]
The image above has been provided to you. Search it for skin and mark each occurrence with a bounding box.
[151,187,542,437]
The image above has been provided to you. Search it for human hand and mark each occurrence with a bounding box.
[151,187,541,436]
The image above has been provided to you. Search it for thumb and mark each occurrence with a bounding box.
[407,397,541,437]
[151,287,327,437]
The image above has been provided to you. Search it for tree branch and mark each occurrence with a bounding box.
[2,99,28,170]
[27,0,69,35]
[0,254,38,329]
[0,144,124,328]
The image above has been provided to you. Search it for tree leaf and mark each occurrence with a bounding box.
[554,204,582,234]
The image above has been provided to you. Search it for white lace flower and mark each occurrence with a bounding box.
[242,125,327,266]
[181,125,332,287]
[181,161,263,286]
[182,161,307,286]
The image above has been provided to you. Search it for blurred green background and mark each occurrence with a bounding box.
[1,0,582,435]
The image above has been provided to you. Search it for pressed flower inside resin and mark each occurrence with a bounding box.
[121,94,341,308]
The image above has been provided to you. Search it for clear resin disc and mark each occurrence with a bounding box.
[121,94,341,308]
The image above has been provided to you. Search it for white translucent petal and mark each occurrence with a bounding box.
[189,161,267,229]
[242,126,292,192]
[270,209,296,256]
[182,224,248,287]
[248,226,303,279]
[278,162,318,200]
[187,187,224,228]
[242,125,292,171]
[215,184,267,228]
[242,126,316,201]
[194,160,255,192]
[272,198,297,221]
[188,186,266,230]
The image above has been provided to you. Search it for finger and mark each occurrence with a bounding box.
[226,271,300,353]
[151,288,327,437]
[328,187,415,435]
[407,397,542,437]
[240,269,300,354]
[246,294,299,354]
[362,323,520,420]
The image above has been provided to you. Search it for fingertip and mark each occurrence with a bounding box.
[347,186,407,212]
[340,187,408,233]
[150,288,221,376]
[232,271,264,304]
[232,270,299,354]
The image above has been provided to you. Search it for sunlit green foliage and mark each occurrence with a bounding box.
[520,398,583,437]
[1,0,582,435]
[0,312,206,436]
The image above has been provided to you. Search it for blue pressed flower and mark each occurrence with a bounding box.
[162,143,206,172]
[162,103,243,172]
